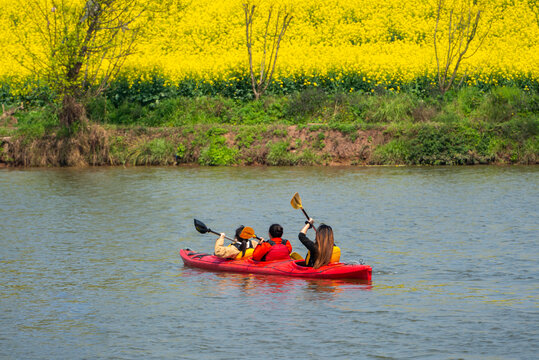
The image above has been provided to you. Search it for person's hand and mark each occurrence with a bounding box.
[305,218,314,228]
[219,233,226,239]
[258,237,265,242]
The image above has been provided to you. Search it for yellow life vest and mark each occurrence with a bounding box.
[228,240,256,260]
[305,245,341,265]
[330,245,341,263]
[235,247,254,259]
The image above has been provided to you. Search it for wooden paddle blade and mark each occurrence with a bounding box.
[240,226,255,239]
[194,219,209,234]
[290,192,303,209]
[290,252,304,260]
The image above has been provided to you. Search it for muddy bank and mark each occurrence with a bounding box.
[2,121,537,167]
[2,86,538,167]
[0,124,388,167]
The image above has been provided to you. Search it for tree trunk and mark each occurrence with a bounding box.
[60,94,86,128]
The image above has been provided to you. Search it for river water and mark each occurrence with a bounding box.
[1,166,538,359]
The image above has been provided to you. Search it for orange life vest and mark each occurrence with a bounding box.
[262,238,291,261]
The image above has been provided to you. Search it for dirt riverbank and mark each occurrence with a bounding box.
[0,124,390,167]
[1,122,537,167]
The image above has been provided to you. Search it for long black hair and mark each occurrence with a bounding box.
[235,225,249,256]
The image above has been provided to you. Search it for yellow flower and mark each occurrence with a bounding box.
[0,0,537,91]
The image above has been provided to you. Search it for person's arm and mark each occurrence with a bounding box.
[250,237,262,248]
[300,218,313,235]
[300,217,315,235]
[214,233,240,259]
[298,232,316,254]
[299,218,316,253]
[252,241,270,261]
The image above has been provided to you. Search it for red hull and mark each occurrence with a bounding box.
[180,249,372,281]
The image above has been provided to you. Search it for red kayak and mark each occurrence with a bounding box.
[180,249,372,281]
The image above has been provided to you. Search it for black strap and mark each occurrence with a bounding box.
[233,240,256,256]
[267,239,288,246]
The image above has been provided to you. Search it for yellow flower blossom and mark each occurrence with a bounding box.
[0,0,537,92]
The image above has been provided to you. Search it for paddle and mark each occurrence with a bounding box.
[239,226,262,241]
[195,220,302,260]
[194,219,235,241]
[194,219,258,242]
[290,192,317,231]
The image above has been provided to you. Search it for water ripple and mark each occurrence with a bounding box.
[1,166,538,359]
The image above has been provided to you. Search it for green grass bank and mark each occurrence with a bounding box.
[1,86,538,167]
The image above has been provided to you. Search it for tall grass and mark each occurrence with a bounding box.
[1,86,537,166]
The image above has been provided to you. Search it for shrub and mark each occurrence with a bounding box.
[85,95,113,123]
[143,98,185,127]
[457,86,483,115]
[107,72,177,107]
[130,138,175,165]
[480,86,525,123]
[198,136,238,165]
[175,143,187,161]
[264,96,289,120]
[235,126,262,149]
[109,136,129,165]
[521,137,539,164]
[411,101,439,122]
[329,123,358,135]
[286,88,328,121]
[314,132,326,149]
[297,148,322,165]
[238,100,272,124]
[266,140,296,165]
[433,110,460,124]
[409,124,464,164]
[372,139,410,164]
[347,93,375,121]
[499,115,539,142]
[107,101,147,125]
[405,123,492,165]
[368,93,418,123]
[15,108,58,140]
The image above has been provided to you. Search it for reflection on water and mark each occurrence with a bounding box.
[184,267,372,299]
[1,166,538,359]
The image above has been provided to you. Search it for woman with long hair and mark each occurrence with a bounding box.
[298,218,340,268]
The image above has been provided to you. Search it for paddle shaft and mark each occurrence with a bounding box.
[208,229,235,242]
[300,208,317,232]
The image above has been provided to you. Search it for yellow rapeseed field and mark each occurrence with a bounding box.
[1,0,538,91]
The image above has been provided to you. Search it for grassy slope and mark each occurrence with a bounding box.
[1,87,538,166]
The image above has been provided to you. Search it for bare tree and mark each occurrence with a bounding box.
[433,0,492,95]
[529,0,539,27]
[243,2,293,100]
[11,0,148,127]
